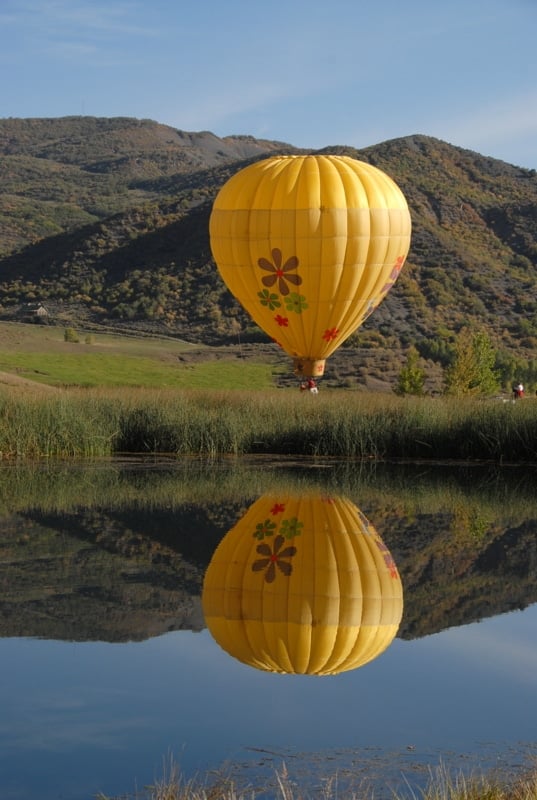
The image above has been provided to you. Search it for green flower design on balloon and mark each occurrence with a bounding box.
[280,517,303,539]
[253,518,277,541]
[257,289,281,310]
[284,293,308,313]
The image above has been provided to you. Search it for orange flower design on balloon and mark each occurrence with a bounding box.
[258,248,302,296]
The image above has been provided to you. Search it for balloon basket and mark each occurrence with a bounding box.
[293,358,326,378]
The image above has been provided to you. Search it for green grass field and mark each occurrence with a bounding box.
[0,321,276,389]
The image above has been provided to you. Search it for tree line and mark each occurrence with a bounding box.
[396,326,535,397]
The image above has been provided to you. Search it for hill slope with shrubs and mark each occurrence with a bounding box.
[0,116,536,389]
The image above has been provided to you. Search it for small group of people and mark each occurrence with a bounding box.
[300,377,319,394]
[513,382,524,400]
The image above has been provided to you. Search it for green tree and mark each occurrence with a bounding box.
[394,346,426,395]
[444,327,500,396]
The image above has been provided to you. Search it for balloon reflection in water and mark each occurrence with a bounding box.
[202,494,403,676]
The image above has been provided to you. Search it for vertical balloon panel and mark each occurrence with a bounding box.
[202,494,403,675]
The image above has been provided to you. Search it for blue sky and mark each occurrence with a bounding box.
[1,0,536,169]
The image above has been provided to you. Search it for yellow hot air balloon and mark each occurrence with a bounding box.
[202,493,403,675]
[209,154,411,378]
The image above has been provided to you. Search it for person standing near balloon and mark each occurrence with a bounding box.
[513,382,524,399]
[300,377,318,394]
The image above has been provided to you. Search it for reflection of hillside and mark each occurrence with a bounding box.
[369,507,537,639]
[1,497,536,643]
[0,502,245,642]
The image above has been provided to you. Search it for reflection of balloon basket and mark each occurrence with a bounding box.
[202,494,403,676]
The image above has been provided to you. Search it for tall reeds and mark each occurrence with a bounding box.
[1,388,537,463]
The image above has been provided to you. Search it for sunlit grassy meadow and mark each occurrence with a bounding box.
[1,322,537,462]
[0,321,275,389]
[0,349,274,388]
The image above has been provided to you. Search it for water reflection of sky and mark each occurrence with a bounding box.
[1,604,536,800]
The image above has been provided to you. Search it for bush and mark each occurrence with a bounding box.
[64,327,79,343]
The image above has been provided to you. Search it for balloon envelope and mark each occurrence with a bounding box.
[209,155,411,377]
[202,493,403,675]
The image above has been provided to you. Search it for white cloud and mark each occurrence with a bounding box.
[173,78,308,132]
[1,0,161,48]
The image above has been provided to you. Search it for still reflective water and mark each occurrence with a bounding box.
[0,458,536,799]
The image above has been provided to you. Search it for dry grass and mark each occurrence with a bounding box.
[96,760,537,800]
[403,762,537,800]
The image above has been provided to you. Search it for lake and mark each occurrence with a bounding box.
[0,457,536,799]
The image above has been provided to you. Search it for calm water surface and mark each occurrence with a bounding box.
[0,459,536,799]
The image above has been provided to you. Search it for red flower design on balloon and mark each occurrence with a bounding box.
[322,327,339,342]
[376,536,399,579]
[258,249,302,296]
[380,254,406,295]
[274,314,289,327]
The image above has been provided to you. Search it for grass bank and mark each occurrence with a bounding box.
[3,322,536,464]
[1,388,537,462]
[0,388,537,464]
